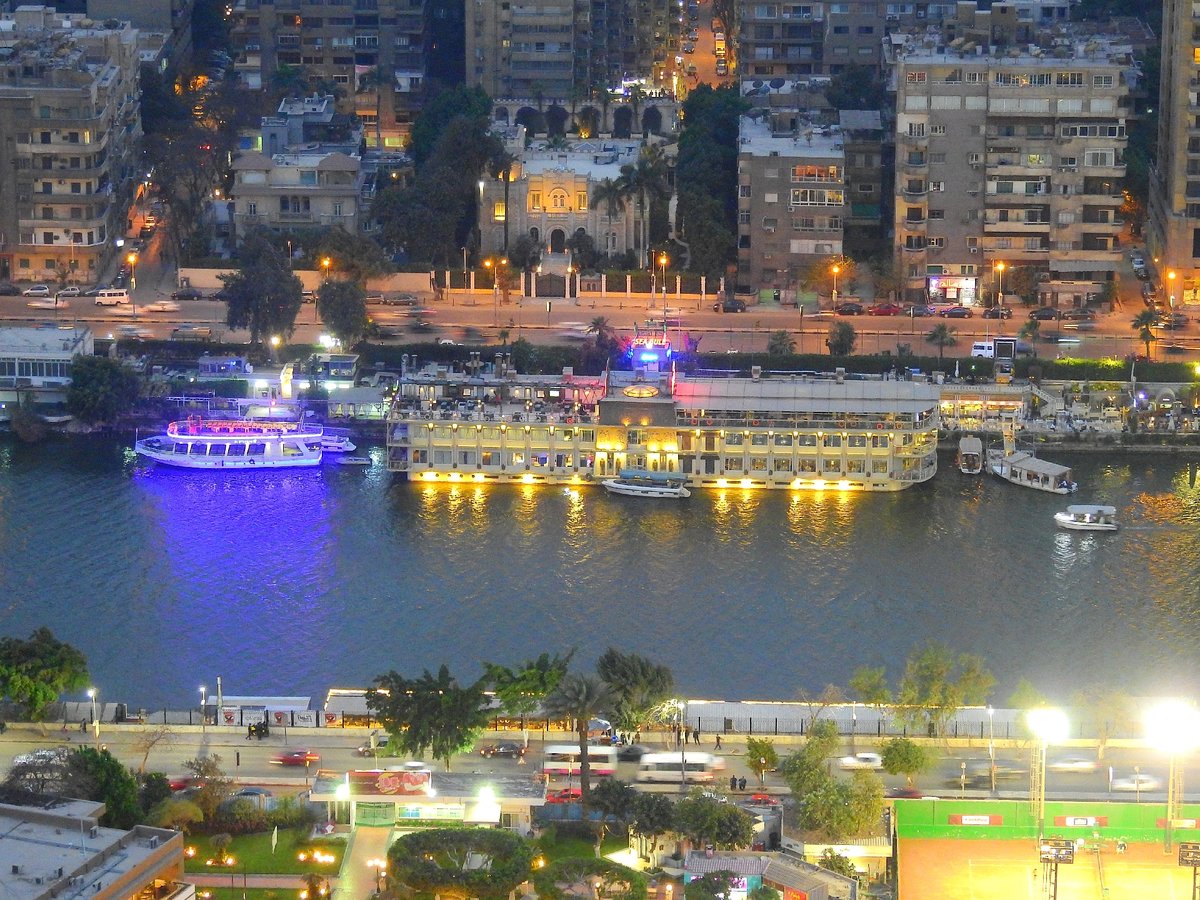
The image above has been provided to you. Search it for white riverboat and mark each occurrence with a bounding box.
[321,434,357,453]
[957,436,983,475]
[602,469,691,499]
[1054,505,1119,531]
[986,415,1077,494]
[134,418,324,469]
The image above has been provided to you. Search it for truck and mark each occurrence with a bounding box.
[714,32,726,55]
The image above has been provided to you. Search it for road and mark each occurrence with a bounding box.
[0,725,1188,804]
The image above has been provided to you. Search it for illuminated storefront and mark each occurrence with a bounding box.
[927,272,979,306]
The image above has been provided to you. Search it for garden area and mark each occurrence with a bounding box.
[184,830,345,876]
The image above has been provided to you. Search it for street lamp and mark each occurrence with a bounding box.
[200,685,207,732]
[987,705,995,792]
[1145,699,1200,851]
[366,858,387,894]
[831,263,841,304]
[321,257,332,279]
[674,699,687,792]
[658,252,669,317]
[86,687,99,748]
[1168,270,1177,310]
[1027,708,1068,841]
[126,251,139,292]
[994,261,1006,306]
[270,334,281,362]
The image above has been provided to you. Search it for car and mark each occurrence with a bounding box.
[745,793,780,806]
[1142,283,1159,298]
[56,286,81,297]
[480,742,525,759]
[616,744,649,762]
[410,321,437,333]
[1048,755,1097,773]
[1160,312,1190,330]
[0,281,19,295]
[838,752,883,770]
[685,63,699,77]
[939,305,973,318]
[115,326,154,341]
[1135,268,1151,281]
[143,301,181,313]
[1130,255,1146,269]
[224,787,273,809]
[683,42,695,53]
[886,787,928,799]
[356,732,391,755]
[437,338,459,346]
[1029,306,1061,321]
[714,298,746,312]
[22,284,50,297]
[906,304,935,317]
[1062,320,1097,332]
[84,283,111,296]
[715,60,729,76]
[687,29,699,40]
[1060,308,1096,321]
[139,224,156,239]
[835,302,864,315]
[169,775,202,792]
[868,302,905,316]
[1111,772,1162,793]
[983,306,1013,319]
[270,748,321,767]
[382,292,420,306]
[171,287,204,302]
[545,787,582,804]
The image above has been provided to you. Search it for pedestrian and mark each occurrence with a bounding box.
[693,728,700,745]
[635,730,641,743]
[684,728,689,745]
[738,777,747,791]
[715,735,722,750]
[79,719,86,734]
[730,775,738,792]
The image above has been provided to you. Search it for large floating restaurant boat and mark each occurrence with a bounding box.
[135,417,324,469]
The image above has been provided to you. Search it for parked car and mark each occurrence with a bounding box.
[0,281,19,295]
[479,742,525,759]
[545,788,582,804]
[715,59,729,76]
[835,302,864,316]
[1029,306,1062,321]
[982,306,1013,319]
[713,298,746,312]
[22,284,50,296]
[271,748,320,767]
[56,286,81,297]
[1060,308,1096,321]
[868,302,905,316]
[171,287,204,302]
[907,304,936,317]
[838,752,883,770]
[1130,255,1146,269]
[383,292,420,306]
[939,305,973,318]
[1135,267,1151,281]
[617,744,648,762]
[356,732,391,755]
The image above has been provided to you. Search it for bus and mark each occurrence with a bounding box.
[636,752,726,784]
[542,745,618,778]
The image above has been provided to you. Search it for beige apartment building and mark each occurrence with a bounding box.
[888,27,1133,306]
[1147,0,1200,303]
[230,150,363,237]
[228,0,425,147]
[737,114,845,294]
[0,7,142,284]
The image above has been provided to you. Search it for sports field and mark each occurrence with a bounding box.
[899,837,1196,899]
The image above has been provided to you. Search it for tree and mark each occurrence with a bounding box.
[674,794,755,849]
[489,147,520,254]
[148,796,203,833]
[533,858,647,900]
[1071,687,1135,760]
[745,737,779,784]
[1009,678,1048,712]
[0,627,89,721]
[408,86,493,169]
[67,747,142,829]
[356,64,391,150]
[826,321,857,356]
[817,848,859,880]
[1018,318,1041,344]
[388,827,533,899]
[1132,309,1158,359]
[138,772,173,815]
[895,642,995,736]
[780,718,841,799]
[799,255,857,298]
[223,231,304,343]
[66,356,141,425]
[630,792,676,858]
[143,124,222,263]
[925,323,958,363]
[484,651,574,747]
[880,737,933,787]
[798,771,882,841]
[592,177,630,253]
[300,873,329,900]
[848,666,891,712]
[181,754,234,822]
[797,684,845,725]
[509,336,536,372]
[596,648,674,735]
[619,145,669,267]
[748,889,781,900]
[132,724,178,774]
[767,330,795,356]
[366,665,491,770]
[316,279,368,346]
[312,226,392,284]
[685,872,742,900]
[590,778,640,853]
[541,673,614,811]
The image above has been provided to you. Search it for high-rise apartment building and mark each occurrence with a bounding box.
[0,6,142,284]
[229,0,425,148]
[888,27,1133,306]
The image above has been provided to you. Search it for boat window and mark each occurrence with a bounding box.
[848,435,867,448]
[847,459,865,473]
[871,435,889,448]
[799,459,817,472]
[190,443,206,455]
[307,442,322,452]
[823,458,841,472]
[798,434,817,447]
[208,444,227,456]
[228,444,245,456]
[751,433,769,446]
[823,435,842,448]
[173,443,187,454]
[725,433,743,447]
[750,457,767,471]
[873,460,889,473]
[774,458,792,471]
[774,434,793,446]
[725,458,743,472]
[248,442,266,455]
[281,443,301,456]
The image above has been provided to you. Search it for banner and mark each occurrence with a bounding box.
[950,814,1003,826]
[323,711,343,727]
[295,710,318,728]
[221,707,239,726]
[243,708,267,725]
[348,769,431,796]
[273,711,287,726]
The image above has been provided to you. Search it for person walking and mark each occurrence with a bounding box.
[715,735,722,750]
[693,728,700,745]
[730,775,738,792]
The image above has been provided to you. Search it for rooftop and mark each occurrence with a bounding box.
[887,25,1136,67]
[738,115,844,160]
[516,138,647,180]
[0,325,92,356]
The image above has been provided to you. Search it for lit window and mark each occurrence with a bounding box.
[493,201,506,221]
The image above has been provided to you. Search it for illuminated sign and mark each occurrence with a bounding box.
[348,769,431,795]
[1179,842,1200,866]
[950,814,1003,826]
[1054,816,1107,827]
[1039,839,1076,864]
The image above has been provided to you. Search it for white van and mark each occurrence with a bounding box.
[636,751,725,784]
[94,289,131,306]
[970,340,996,359]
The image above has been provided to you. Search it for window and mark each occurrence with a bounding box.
[790,189,844,206]
[491,200,507,222]
[928,209,945,220]
[740,185,752,198]
[928,236,945,247]
[906,71,927,83]
[332,202,343,217]
[576,192,587,211]
[1056,71,1084,86]
[930,152,946,163]
[1093,74,1114,87]
[246,201,257,215]
[1084,149,1115,167]
[764,192,778,203]
[930,124,946,135]
[929,181,945,192]
[530,192,542,210]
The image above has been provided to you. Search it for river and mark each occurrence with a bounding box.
[1,435,1198,708]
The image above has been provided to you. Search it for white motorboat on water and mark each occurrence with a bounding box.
[602,469,691,498]
[333,456,372,466]
[957,436,983,475]
[986,416,1077,494]
[321,434,357,453]
[1054,505,1119,531]
[134,417,324,469]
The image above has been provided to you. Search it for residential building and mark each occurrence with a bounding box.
[477,131,650,260]
[0,7,142,284]
[229,149,363,238]
[227,0,426,147]
[736,113,846,294]
[0,324,92,408]
[888,26,1134,306]
[839,109,887,226]
[0,797,186,900]
[1148,0,1200,301]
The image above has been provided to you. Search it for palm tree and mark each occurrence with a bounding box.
[1018,318,1041,344]
[594,84,614,136]
[619,145,669,267]
[541,673,613,812]
[767,329,795,356]
[925,323,957,363]
[1132,309,1158,359]
[592,177,629,258]
[489,148,519,254]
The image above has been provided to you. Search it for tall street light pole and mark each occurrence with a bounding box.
[675,699,687,793]
[659,253,669,320]
[987,705,995,793]
[995,261,1005,307]
[831,264,840,306]
[200,686,207,732]
[87,687,99,749]
[1027,708,1068,842]
[1146,700,1200,852]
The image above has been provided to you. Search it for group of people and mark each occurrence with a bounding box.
[674,724,722,750]
[729,775,748,791]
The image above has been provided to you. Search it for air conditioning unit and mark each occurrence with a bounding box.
[969,247,978,253]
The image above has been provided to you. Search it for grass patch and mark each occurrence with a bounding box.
[536,826,628,862]
[195,890,295,900]
[184,830,345,875]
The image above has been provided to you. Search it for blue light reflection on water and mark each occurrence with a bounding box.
[2,437,1200,706]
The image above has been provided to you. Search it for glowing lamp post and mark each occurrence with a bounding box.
[994,261,1005,307]
[126,252,139,292]
[200,685,207,732]
[1146,700,1200,852]
[1027,707,1067,840]
[366,858,387,894]
[831,263,840,305]
[673,699,687,792]
[321,257,332,279]
[87,687,99,748]
[270,335,281,362]
[658,253,669,317]
[1169,270,1177,310]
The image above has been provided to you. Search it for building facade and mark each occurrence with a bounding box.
[0,325,93,409]
[888,26,1134,305]
[0,7,142,284]
[737,114,846,293]
[228,0,426,147]
[230,149,363,237]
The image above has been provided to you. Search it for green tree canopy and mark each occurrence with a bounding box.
[316,279,368,346]
[685,871,743,900]
[1131,309,1158,359]
[0,628,89,720]
[880,737,933,787]
[824,65,887,110]
[745,737,779,781]
[366,665,491,770]
[532,857,647,900]
[541,672,614,810]
[147,796,203,833]
[817,848,859,880]
[388,827,532,899]
[674,794,755,849]
[222,231,304,343]
[1009,678,1048,712]
[826,321,857,355]
[767,330,796,356]
[408,86,493,169]
[895,642,995,736]
[590,778,640,849]
[780,718,841,798]
[181,754,233,822]
[596,648,674,733]
[630,792,676,857]
[484,651,574,741]
[312,226,393,284]
[66,356,140,425]
[797,771,883,841]
[67,747,142,829]
[925,323,958,362]
[848,666,892,711]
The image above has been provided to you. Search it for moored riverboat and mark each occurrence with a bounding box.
[1054,505,1119,531]
[957,436,983,475]
[602,469,691,498]
[134,417,324,469]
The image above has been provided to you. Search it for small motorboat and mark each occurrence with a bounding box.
[1054,505,1119,531]
[333,456,372,466]
[957,436,983,475]
[321,434,357,453]
[602,468,690,499]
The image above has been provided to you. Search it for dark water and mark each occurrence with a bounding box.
[2,436,1199,708]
